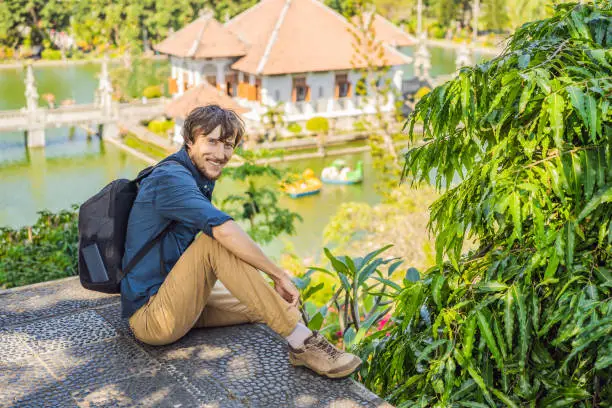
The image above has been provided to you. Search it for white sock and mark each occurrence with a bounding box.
[286,323,312,348]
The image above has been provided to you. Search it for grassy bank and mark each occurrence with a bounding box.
[122,133,170,161]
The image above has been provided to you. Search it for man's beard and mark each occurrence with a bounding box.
[195,161,222,181]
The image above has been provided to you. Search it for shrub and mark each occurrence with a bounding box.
[147,119,174,135]
[287,122,302,134]
[0,208,79,288]
[359,3,611,406]
[305,116,329,134]
[353,120,368,132]
[429,23,446,39]
[295,245,400,346]
[221,159,302,245]
[0,46,14,59]
[142,85,162,99]
[41,49,62,60]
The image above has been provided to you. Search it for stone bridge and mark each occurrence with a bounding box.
[0,60,166,148]
[0,100,166,147]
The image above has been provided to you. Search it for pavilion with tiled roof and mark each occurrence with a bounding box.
[156,0,413,143]
[164,82,248,121]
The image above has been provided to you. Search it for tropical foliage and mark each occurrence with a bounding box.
[296,245,401,349]
[221,150,303,244]
[357,2,611,406]
[0,0,258,55]
[0,207,79,289]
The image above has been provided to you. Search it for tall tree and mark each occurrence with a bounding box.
[373,0,415,22]
[349,0,405,201]
[507,0,555,30]
[481,0,509,31]
[324,0,358,17]
[432,0,460,27]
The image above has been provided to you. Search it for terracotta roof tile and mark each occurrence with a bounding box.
[227,0,410,75]
[154,14,248,59]
[224,0,287,73]
[164,83,249,120]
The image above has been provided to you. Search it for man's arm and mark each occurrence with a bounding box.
[212,220,299,306]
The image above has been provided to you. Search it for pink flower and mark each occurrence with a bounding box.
[335,330,343,338]
[377,315,391,331]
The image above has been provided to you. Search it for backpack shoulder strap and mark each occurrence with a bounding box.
[118,220,176,281]
[134,158,186,184]
[118,158,188,282]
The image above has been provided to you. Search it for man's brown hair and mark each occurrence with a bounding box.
[182,105,245,149]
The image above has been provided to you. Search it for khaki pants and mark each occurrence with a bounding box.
[129,233,300,346]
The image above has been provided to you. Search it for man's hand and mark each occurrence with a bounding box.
[273,275,300,307]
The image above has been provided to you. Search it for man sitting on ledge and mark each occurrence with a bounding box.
[121,104,361,378]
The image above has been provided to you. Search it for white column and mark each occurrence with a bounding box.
[27,129,45,148]
[187,63,195,87]
[173,123,183,144]
[238,72,244,83]
[216,62,226,89]
[249,74,256,85]
[98,56,113,114]
[194,62,202,86]
[24,65,39,113]
[393,69,404,92]
[261,88,270,106]
[177,65,185,95]
[171,58,177,80]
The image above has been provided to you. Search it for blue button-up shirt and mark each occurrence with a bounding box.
[120,147,232,318]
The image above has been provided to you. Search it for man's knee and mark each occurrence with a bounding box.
[130,316,187,346]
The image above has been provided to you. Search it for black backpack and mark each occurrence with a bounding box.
[77,159,182,293]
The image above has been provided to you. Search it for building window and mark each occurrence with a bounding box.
[275,90,280,101]
[293,77,309,102]
[296,87,307,101]
[318,86,324,98]
[335,73,351,98]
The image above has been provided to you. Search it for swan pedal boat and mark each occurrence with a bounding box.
[321,160,363,185]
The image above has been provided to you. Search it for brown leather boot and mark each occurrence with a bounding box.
[288,331,362,378]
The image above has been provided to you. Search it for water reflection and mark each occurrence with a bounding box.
[0,128,384,259]
[0,128,146,229]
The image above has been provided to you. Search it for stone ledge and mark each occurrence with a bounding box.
[0,277,392,407]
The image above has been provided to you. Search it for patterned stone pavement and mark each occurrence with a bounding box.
[0,277,392,408]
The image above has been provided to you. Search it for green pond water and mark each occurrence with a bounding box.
[0,45,489,258]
